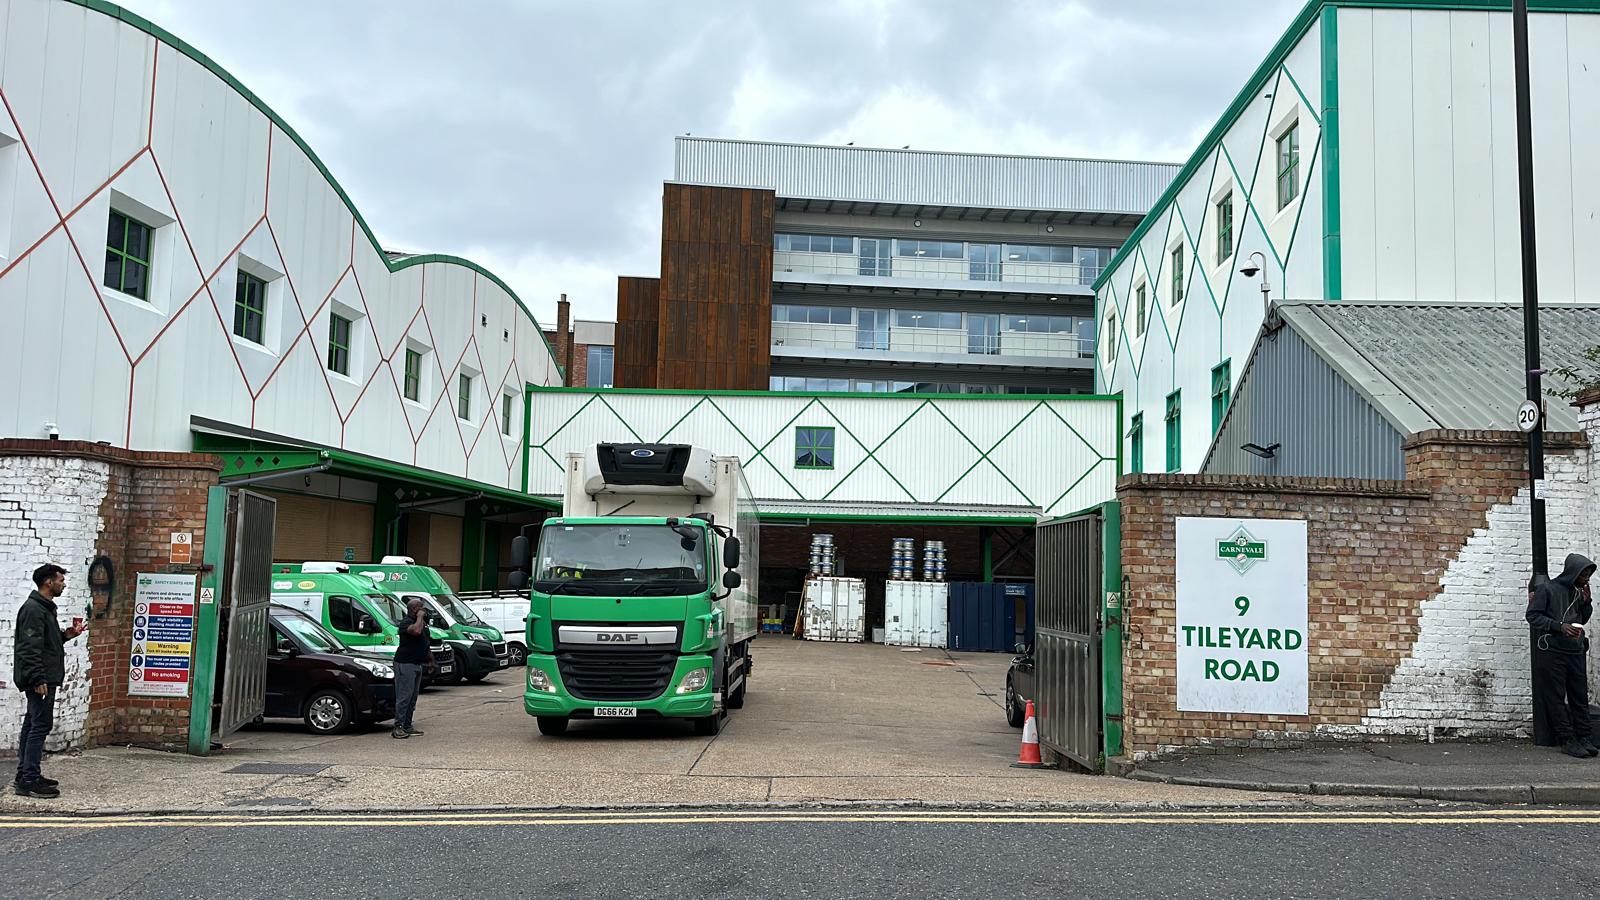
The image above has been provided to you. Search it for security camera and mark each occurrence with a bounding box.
[1238,262,1260,278]
[45,422,59,440]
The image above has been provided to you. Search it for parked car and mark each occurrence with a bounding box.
[265,605,399,734]
[460,593,531,666]
[1005,642,1034,728]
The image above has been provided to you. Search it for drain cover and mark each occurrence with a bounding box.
[225,763,331,776]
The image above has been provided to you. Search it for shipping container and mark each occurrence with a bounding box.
[884,581,949,648]
[802,577,866,643]
[948,582,1035,652]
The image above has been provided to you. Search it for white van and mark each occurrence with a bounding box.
[460,594,531,666]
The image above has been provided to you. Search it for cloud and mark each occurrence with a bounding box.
[117,0,1304,325]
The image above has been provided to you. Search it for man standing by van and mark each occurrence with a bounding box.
[391,597,429,739]
[14,563,87,798]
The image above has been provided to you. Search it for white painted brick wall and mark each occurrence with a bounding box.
[1581,400,1600,696]
[1362,420,1596,737]
[1,456,108,752]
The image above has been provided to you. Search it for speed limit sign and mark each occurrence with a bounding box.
[1516,400,1541,433]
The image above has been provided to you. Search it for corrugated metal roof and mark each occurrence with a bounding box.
[1279,303,1600,433]
[673,137,1179,216]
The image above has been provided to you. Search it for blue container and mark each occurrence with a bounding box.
[948,582,1036,652]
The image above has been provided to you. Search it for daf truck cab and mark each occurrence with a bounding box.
[509,443,758,737]
[270,566,456,681]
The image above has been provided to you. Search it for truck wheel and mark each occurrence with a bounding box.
[304,689,355,735]
[536,717,569,736]
[693,713,723,736]
[507,642,528,667]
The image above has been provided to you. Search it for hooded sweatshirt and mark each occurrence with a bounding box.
[1526,553,1595,654]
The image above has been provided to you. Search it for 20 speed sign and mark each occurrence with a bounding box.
[1516,400,1540,433]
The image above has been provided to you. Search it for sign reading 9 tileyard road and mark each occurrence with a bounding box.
[1175,518,1309,715]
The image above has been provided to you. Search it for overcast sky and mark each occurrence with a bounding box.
[121,0,1302,327]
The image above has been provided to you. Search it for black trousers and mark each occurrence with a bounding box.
[1532,648,1591,746]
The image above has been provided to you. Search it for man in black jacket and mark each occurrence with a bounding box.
[13,563,88,798]
[1526,553,1595,759]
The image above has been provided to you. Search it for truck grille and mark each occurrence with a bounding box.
[555,646,677,702]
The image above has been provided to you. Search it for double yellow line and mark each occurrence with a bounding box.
[1,808,1597,829]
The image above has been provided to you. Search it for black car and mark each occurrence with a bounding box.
[266,606,398,734]
[1005,642,1034,728]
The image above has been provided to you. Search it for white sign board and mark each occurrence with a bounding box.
[1176,517,1308,715]
[129,572,197,698]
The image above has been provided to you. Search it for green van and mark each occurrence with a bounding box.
[269,567,456,681]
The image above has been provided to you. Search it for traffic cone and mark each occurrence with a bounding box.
[1011,700,1047,769]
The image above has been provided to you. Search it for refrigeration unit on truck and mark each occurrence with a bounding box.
[508,443,759,736]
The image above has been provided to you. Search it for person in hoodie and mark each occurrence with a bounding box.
[1526,553,1595,759]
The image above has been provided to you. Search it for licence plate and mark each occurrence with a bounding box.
[438,664,453,674]
[592,707,636,718]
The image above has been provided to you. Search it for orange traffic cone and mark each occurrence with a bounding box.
[1011,700,1046,769]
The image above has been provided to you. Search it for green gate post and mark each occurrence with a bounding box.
[461,502,485,591]
[1100,501,1124,762]
[187,486,229,756]
[481,521,502,592]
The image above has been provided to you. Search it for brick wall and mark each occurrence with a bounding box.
[1,441,219,753]
[1118,428,1591,759]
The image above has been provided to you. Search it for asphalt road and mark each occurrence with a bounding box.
[1,807,1596,899]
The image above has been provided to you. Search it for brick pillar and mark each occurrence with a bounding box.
[555,294,572,387]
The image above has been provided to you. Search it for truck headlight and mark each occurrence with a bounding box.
[352,658,394,679]
[677,668,710,694]
[527,667,556,693]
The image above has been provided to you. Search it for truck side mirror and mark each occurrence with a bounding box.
[722,570,742,590]
[510,535,531,570]
[723,536,741,570]
[509,570,528,590]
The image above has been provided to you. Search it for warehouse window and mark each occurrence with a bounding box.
[458,373,473,421]
[502,392,515,436]
[1165,391,1182,472]
[403,348,422,402]
[1216,192,1234,263]
[105,210,153,300]
[1106,311,1117,363]
[1134,284,1147,336]
[1277,121,1300,210]
[1170,245,1184,305]
[233,270,267,344]
[327,313,352,375]
[1211,361,1231,434]
[775,233,853,253]
[795,426,835,470]
[1129,413,1144,474]
[586,345,614,388]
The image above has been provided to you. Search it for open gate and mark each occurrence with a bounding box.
[215,489,277,738]
[1033,503,1121,771]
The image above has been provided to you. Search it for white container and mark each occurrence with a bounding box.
[883,581,949,648]
[802,577,866,642]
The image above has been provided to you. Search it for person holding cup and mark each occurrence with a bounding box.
[12,563,87,799]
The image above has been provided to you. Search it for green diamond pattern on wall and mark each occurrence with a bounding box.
[528,390,1121,517]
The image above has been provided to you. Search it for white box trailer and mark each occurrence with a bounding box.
[884,581,949,648]
[802,577,866,642]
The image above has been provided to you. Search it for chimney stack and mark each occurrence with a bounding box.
[555,294,571,386]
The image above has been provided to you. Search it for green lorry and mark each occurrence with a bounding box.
[507,443,758,737]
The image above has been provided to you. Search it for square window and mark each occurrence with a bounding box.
[795,426,835,470]
[233,270,267,344]
[458,373,473,421]
[1277,122,1300,210]
[105,210,154,300]
[327,313,352,375]
[403,348,422,402]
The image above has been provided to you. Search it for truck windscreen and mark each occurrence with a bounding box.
[536,524,707,594]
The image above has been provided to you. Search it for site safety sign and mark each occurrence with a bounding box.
[1175,517,1308,715]
[129,573,197,698]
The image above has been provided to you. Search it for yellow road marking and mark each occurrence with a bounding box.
[0,809,1596,829]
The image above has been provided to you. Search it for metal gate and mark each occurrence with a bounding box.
[1034,507,1114,771]
[216,489,277,738]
